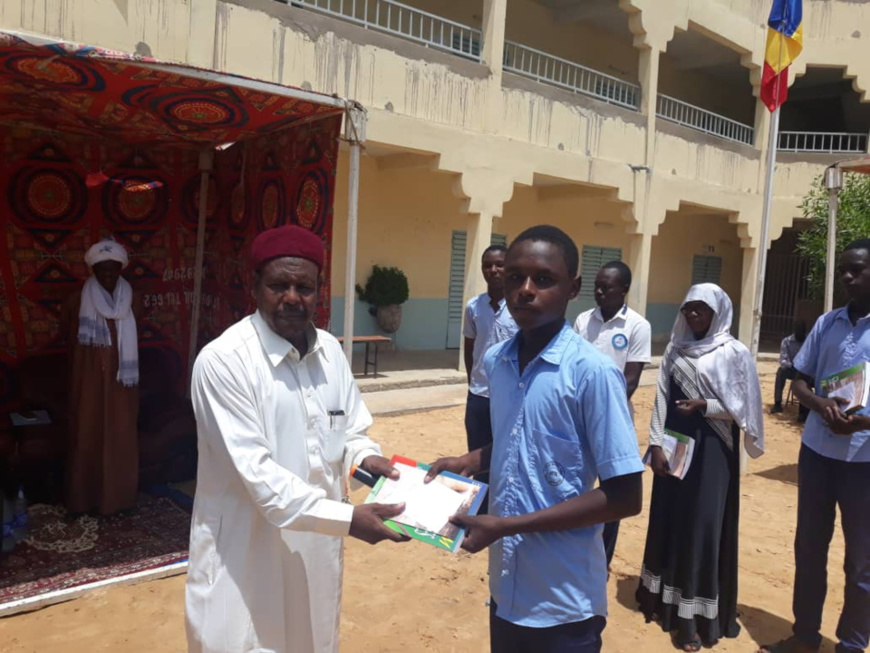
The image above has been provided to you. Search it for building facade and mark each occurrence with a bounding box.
[4,0,868,352]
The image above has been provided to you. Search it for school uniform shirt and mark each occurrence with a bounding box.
[779,334,802,368]
[793,306,870,462]
[464,293,519,398]
[573,305,652,373]
[186,311,381,653]
[484,323,645,627]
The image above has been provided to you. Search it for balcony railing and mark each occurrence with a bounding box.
[656,94,754,146]
[778,131,869,154]
[503,41,640,110]
[289,0,482,61]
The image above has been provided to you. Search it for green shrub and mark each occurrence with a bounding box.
[797,173,870,300]
[355,265,409,306]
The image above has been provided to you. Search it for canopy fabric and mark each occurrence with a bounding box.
[0,31,348,410]
[0,31,345,146]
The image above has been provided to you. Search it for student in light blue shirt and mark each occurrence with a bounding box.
[760,239,870,653]
[428,225,644,653]
[463,244,519,510]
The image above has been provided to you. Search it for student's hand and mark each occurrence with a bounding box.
[817,397,851,431]
[425,453,478,482]
[674,399,707,416]
[826,412,870,436]
[350,503,411,545]
[449,514,506,554]
[649,446,670,477]
[359,455,400,480]
[843,414,870,434]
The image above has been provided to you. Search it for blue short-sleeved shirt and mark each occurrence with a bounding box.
[793,306,870,462]
[484,322,644,627]
[464,294,519,397]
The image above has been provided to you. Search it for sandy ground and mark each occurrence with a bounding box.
[0,378,848,653]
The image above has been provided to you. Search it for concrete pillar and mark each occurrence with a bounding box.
[627,231,653,314]
[188,0,218,69]
[739,244,760,347]
[481,0,508,134]
[457,212,494,370]
[638,47,661,165]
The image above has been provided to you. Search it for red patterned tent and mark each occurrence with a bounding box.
[0,31,365,409]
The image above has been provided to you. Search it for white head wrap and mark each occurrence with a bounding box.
[85,239,129,269]
[670,283,736,358]
[78,238,138,387]
[661,283,765,458]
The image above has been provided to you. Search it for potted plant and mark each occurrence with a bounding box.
[356,265,409,334]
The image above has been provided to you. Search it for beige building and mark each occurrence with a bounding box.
[5,0,868,353]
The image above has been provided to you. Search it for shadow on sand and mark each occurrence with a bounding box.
[615,574,640,612]
[738,603,838,652]
[754,463,798,486]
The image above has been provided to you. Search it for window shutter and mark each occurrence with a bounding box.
[691,255,723,286]
[579,245,622,301]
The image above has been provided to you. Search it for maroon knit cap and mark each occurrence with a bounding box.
[249,225,324,271]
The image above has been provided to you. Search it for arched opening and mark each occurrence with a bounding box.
[779,67,870,153]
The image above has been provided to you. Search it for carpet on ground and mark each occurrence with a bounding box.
[0,492,190,604]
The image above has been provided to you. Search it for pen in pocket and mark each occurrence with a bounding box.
[328,409,345,430]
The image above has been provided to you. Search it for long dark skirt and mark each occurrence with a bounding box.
[636,379,741,646]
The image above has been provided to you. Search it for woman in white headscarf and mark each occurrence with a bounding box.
[62,238,141,515]
[636,283,764,651]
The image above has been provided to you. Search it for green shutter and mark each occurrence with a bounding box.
[691,255,723,285]
[579,245,622,302]
[446,231,509,348]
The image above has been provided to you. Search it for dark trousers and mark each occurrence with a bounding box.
[793,444,870,653]
[775,366,809,419]
[774,366,797,405]
[465,392,492,514]
[490,600,606,653]
[603,521,619,567]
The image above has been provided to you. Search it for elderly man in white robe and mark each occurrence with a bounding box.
[185,225,408,653]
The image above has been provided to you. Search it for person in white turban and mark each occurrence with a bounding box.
[62,238,141,515]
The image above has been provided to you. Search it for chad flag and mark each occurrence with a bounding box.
[761,0,803,111]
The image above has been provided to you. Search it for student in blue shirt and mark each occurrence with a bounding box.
[760,239,870,653]
[427,225,644,653]
[463,244,519,511]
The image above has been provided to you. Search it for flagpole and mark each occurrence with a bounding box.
[746,8,790,473]
[750,104,781,363]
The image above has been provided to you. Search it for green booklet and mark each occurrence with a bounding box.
[364,455,487,554]
[643,429,695,480]
[821,361,870,415]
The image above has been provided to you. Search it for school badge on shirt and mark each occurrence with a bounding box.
[611,333,629,351]
[544,460,566,486]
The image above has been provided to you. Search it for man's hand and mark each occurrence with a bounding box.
[450,513,507,554]
[649,446,670,477]
[425,452,478,482]
[359,455,400,480]
[349,503,410,544]
[674,398,707,416]
[821,404,870,436]
[817,396,852,432]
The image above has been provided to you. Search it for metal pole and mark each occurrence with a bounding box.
[743,106,780,475]
[824,166,843,313]
[750,105,780,362]
[342,106,366,364]
[187,150,213,393]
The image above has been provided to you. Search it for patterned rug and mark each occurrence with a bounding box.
[0,493,190,604]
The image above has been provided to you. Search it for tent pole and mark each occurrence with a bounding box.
[342,106,366,364]
[187,150,214,394]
